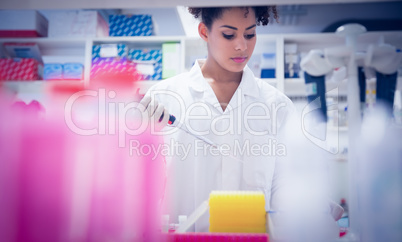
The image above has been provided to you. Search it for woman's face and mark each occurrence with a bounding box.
[205,8,257,73]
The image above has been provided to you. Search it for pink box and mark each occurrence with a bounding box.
[0,58,43,81]
[90,57,139,81]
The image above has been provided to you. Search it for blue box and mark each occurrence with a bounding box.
[261,69,275,78]
[92,44,127,59]
[63,63,83,80]
[260,52,276,78]
[109,15,154,36]
[284,71,299,78]
[128,48,162,80]
[128,49,162,63]
[44,63,63,80]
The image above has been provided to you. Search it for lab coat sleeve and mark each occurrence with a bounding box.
[269,99,297,212]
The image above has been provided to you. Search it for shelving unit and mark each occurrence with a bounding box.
[90,36,186,93]
[1,30,401,100]
[0,37,89,79]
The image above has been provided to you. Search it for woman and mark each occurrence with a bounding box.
[139,6,295,232]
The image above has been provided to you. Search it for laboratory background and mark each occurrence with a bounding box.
[0,0,401,241]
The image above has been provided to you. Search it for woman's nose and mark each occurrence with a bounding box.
[234,36,247,51]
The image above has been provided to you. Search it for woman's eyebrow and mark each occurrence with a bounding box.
[246,24,257,30]
[220,25,237,30]
[220,24,257,30]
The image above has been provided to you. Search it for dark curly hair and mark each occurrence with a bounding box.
[188,6,279,30]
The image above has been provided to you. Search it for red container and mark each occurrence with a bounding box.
[0,58,43,81]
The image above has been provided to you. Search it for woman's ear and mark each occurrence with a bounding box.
[198,22,208,42]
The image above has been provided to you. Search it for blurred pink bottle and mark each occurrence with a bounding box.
[0,77,166,242]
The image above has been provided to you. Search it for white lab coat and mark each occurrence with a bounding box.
[145,60,295,232]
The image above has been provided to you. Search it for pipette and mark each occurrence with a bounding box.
[161,114,245,164]
[164,114,219,149]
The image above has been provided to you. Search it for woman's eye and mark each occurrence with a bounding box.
[222,33,234,39]
[245,34,255,39]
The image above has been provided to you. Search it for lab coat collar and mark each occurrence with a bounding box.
[239,65,260,99]
[188,60,207,93]
[189,59,260,99]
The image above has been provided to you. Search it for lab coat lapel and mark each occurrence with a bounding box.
[225,65,260,113]
[188,60,222,112]
[188,60,260,113]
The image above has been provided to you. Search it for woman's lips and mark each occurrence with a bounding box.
[232,57,247,63]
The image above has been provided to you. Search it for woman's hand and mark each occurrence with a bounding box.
[138,95,170,130]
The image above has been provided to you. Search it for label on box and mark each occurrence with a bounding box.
[92,44,127,59]
[135,62,155,76]
[128,48,162,80]
[3,43,43,63]
[100,44,119,57]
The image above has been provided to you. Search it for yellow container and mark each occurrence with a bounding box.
[209,191,266,233]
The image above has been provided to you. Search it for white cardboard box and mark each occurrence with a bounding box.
[0,10,48,37]
[48,10,108,38]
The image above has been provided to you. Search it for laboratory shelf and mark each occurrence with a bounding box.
[1,80,85,93]
[284,78,348,96]
[1,31,401,101]
[93,36,184,43]
[0,37,88,56]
